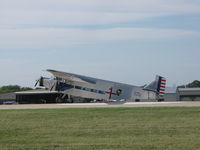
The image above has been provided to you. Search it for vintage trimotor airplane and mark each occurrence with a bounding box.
[35,69,166,103]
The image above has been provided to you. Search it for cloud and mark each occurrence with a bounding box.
[1,0,200,13]
[0,0,200,27]
[0,11,167,27]
[0,27,199,49]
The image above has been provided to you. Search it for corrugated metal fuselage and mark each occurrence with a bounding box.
[58,75,156,101]
[38,70,161,102]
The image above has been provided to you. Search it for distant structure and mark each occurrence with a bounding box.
[177,88,200,101]
[15,89,61,104]
[163,87,177,102]
[0,93,16,104]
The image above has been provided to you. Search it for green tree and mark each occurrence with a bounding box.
[178,80,200,88]
[187,80,200,88]
[0,85,33,93]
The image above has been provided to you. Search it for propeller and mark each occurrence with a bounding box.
[35,79,40,87]
[34,76,44,87]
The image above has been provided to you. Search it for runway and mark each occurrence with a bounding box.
[1,101,200,110]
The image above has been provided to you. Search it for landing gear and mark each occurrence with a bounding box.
[55,94,74,103]
[66,95,74,103]
[56,97,64,103]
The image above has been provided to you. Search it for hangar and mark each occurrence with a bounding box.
[177,88,200,101]
[15,89,61,104]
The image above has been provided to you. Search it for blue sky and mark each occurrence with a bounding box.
[0,0,200,87]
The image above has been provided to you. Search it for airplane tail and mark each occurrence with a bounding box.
[143,75,166,97]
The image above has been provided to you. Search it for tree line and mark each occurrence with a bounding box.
[0,85,33,94]
[178,80,200,88]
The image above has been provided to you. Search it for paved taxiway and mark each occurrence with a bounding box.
[1,102,200,110]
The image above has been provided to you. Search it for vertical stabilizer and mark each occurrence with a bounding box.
[143,75,166,97]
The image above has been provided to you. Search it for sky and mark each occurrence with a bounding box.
[0,0,200,88]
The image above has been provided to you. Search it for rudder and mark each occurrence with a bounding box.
[157,76,166,97]
[143,75,167,98]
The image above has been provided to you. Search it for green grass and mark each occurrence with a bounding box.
[0,107,200,150]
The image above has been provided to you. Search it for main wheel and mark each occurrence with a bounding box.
[56,97,63,103]
[67,98,74,103]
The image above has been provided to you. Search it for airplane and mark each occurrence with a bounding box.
[35,69,166,103]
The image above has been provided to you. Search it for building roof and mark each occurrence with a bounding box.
[178,88,200,92]
[15,89,59,95]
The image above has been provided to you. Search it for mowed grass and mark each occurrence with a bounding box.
[1,107,200,150]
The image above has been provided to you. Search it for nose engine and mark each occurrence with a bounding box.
[35,76,44,87]
[35,77,61,91]
[35,76,50,87]
[39,77,44,86]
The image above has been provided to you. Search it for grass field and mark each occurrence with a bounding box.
[0,107,200,150]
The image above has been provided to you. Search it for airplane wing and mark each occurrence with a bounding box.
[47,69,96,84]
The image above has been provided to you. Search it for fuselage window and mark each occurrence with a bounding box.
[98,91,105,94]
[72,85,105,94]
[75,86,82,90]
